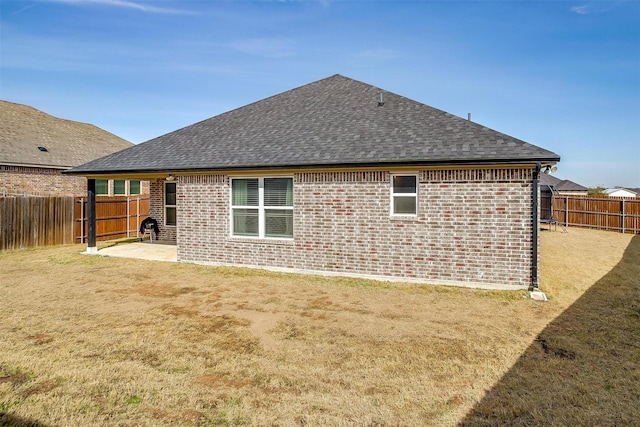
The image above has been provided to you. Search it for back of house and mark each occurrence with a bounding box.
[66,75,561,289]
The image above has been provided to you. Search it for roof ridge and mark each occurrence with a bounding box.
[142,74,359,144]
[0,99,109,130]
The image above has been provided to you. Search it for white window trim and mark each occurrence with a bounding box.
[95,179,110,197]
[129,180,142,196]
[113,179,127,196]
[165,181,177,227]
[390,173,419,216]
[96,179,142,197]
[230,177,293,240]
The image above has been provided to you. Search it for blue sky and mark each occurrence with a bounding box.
[1,0,638,188]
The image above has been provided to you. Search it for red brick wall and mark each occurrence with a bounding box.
[148,179,177,241]
[1,166,150,198]
[1,165,86,196]
[169,168,537,288]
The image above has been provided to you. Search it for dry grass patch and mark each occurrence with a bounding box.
[462,228,639,426]
[1,228,637,426]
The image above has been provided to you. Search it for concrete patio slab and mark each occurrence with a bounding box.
[97,241,177,262]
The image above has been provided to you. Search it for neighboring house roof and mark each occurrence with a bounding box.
[539,173,561,188]
[555,180,588,192]
[539,173,587,192]
[67,74,560,175]
[0,100,132,169]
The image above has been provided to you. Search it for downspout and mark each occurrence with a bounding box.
[531,162,541,289]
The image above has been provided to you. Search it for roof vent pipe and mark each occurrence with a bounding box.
[378,93,384,107]
[467,113,471,121]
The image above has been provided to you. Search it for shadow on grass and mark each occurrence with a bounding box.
[0,412,50,427]
[460,235,640,426]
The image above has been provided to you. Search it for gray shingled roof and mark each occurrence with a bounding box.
[67,75,560,175]
[0,100,132,169]
[555,180,588,192]
[539,173,561,188]
[539,173,587,192]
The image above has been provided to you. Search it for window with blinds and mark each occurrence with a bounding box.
[165,182,177,226]
[129,180,141,195]
[113,180,126,195]
[96,180,109,196]
[231,177,293,239]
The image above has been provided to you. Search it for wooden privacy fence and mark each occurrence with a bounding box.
[3,193,635,251]
[0,195,151,250]
[1,196,75,251]
[75,196,150,243]
[542,194,640,234]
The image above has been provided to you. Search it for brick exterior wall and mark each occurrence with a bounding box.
[152,168,537,288]
[148,179,177,241]
[1,165,150,197]
[1,165,86,196]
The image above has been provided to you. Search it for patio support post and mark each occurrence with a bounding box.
[86,178,97,254]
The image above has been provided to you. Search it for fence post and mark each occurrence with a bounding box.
[136,197,140,237]
[80,198,84,244]
[564,196,568,227]
[621,199,625,234]
[127,197,130,238]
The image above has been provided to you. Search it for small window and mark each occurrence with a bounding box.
[391,175,418,215]
[113,180,126,195]
[231,177,293,239]
[129,180,141,195]
[95,180,109,196]
[165,182,177,226]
